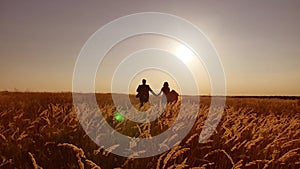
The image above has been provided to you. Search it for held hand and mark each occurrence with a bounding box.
[151,90,162,96]
[150,91,158,96]
[157,90,162,96]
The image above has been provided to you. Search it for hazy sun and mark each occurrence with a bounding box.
[175,44,195,64]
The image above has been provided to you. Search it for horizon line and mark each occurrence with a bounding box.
[1,91,300,97]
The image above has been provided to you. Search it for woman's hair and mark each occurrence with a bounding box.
[163,82,169,87]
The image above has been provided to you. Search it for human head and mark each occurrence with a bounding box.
[142,79,146,84]
[163,82,169,87]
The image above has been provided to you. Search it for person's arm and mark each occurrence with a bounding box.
[151,89,162,96]
[150,90,158,96]
[149,86,158,96]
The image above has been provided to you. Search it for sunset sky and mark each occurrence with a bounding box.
[1,0,299,96]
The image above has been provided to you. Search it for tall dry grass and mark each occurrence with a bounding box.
[0,92,299,168]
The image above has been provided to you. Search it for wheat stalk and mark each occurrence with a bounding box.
[185,133,198,144]
[245,159,270,167]
[0,134,7,142]
[281,138,300,149]
[28,152,42,169]
[232,159,243,169]
[172,148,190,159]
[200,162,215,168]
[128,150,146,158]
[0,158,12,168]
[16,131,28,142]
[102,144,120,156]
[204,149,234,165]
[162,146,182,169]
[85,159,101,169]
[156,152,167,169]
[57,143,85,169]
[278,148,300,163]
[262,159,274,169]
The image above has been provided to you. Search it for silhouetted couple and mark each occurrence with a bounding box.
[136,79,179,107]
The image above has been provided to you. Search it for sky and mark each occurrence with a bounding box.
[0,0,299,96]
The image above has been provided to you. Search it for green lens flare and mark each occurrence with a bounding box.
[114,112,125,122]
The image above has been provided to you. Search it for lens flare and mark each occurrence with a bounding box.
[114,112,125,122]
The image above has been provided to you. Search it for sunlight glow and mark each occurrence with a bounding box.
[175,44,195,64]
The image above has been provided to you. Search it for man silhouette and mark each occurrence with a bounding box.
[136,79,154,107]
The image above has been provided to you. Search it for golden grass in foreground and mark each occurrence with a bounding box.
[0,92,299,169]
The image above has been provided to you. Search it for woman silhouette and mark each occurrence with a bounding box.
[156,82,179,106]
[157,82,170,106]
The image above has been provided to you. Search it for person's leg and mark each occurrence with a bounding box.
[162,94,167,108]
[143,95,149,106]
[140,97,144,107]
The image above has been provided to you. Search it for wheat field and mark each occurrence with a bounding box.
[0,92,299,169]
